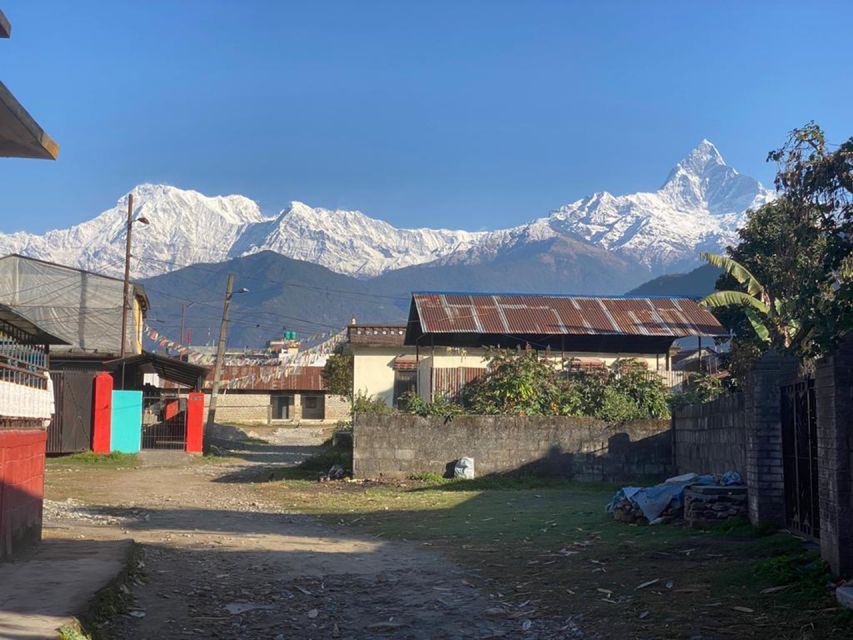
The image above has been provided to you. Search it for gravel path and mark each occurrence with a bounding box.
[44,449,586,639]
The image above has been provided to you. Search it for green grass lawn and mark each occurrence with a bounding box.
[255,475,852,639]
[46,452,139,467]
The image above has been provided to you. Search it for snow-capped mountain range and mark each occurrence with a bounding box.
[0,140,772,280]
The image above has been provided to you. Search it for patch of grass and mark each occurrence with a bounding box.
[47,452,139,467]
[257,478,853,638]
[58,623,91,640]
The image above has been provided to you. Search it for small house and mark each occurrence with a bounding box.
[348,292,726,406]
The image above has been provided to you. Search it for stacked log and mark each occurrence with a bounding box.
[610,498,681,524]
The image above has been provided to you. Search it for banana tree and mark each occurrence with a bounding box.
[700,252,798,348]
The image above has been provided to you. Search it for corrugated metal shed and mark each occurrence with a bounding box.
[409,293,726,338]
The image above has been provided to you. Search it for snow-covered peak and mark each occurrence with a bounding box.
[233,201,485,277]
[0,140,775,280]
[659,140,772,214]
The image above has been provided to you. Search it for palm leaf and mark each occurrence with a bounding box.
[701,252,765,298]
[744,307,771,343]
[701,290,770,314]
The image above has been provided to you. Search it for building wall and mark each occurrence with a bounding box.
[351,346,416,406]
[0,429,46,561]
[353,414,672,481]
[673,393,747,476]
[204,391,350,425]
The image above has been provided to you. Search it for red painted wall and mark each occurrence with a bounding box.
[92,372,113,454]
[164,400,179,421]
[0,429,47,560]
[185,392,204,454]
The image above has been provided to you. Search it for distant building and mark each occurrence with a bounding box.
[0,254,149,358]
[203,365,349,425]
[348,292,727,407]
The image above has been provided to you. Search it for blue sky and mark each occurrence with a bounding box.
[1,0,851,233]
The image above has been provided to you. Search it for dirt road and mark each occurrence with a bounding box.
[44,446,584,639]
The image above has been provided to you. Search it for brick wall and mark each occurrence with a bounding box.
[0,429,47,561]
[353,415,672,481]
[815,338,853,576]
[671,351,796,529]
[673,393,746,476]
[743,352,796,527]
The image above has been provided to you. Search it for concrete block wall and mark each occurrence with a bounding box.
[205,393,272,424]
[674,393,746,476]
[353,415,672,481]
[205,392,352,425]
[743,352,796,528]
[815,339,853,576]
[0,429,47,561]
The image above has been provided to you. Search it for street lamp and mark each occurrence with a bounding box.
[119,193,149,362]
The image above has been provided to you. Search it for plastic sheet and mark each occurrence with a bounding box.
[0,255,141,354]
[0,377,53,421]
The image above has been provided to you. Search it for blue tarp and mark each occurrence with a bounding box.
[607,471,743,523]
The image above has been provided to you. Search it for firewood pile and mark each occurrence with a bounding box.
[609,497,680,524]
[684,484,747,528]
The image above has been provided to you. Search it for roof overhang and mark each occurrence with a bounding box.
[0,81,59,160]
[105,352,209,389]
[0,303,69,345]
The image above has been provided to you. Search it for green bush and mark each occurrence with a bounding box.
[352,391,395,416]
[671,372,726,409]
[398,391,464,417]
[457,350,672,420]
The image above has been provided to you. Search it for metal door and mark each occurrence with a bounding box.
[781,378,820,538]
[47,370,96,454]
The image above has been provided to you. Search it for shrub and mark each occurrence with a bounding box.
[352,391,395,416]
[399,391,464,417]
[671,372,726,409]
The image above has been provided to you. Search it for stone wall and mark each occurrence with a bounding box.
[353,415,672,481]
[673,393,746,476]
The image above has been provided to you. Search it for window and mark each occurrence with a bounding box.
[304,396,318,409]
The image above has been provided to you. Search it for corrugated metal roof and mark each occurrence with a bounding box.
[205,365,327,391]
[410,293,726,338]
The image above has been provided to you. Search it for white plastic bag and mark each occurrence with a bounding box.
[454,457,475,479]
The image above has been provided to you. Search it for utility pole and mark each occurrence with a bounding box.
[180,303,186,346]
[205,273,234,454]
[119,193,134,361]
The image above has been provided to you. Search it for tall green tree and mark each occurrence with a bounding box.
[705,123,852,374]
[322,345,353,399]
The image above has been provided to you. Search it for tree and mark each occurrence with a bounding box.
[322,345,353,399]
[704,124,852,371]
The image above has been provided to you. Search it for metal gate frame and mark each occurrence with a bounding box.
[141,392,188,450]
[47,370,97,454]
[781,378,820,538]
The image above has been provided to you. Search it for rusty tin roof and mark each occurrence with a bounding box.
[409,293,726,338]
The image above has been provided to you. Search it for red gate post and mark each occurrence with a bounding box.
[92,373,114,454]
[185,392,205,454]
